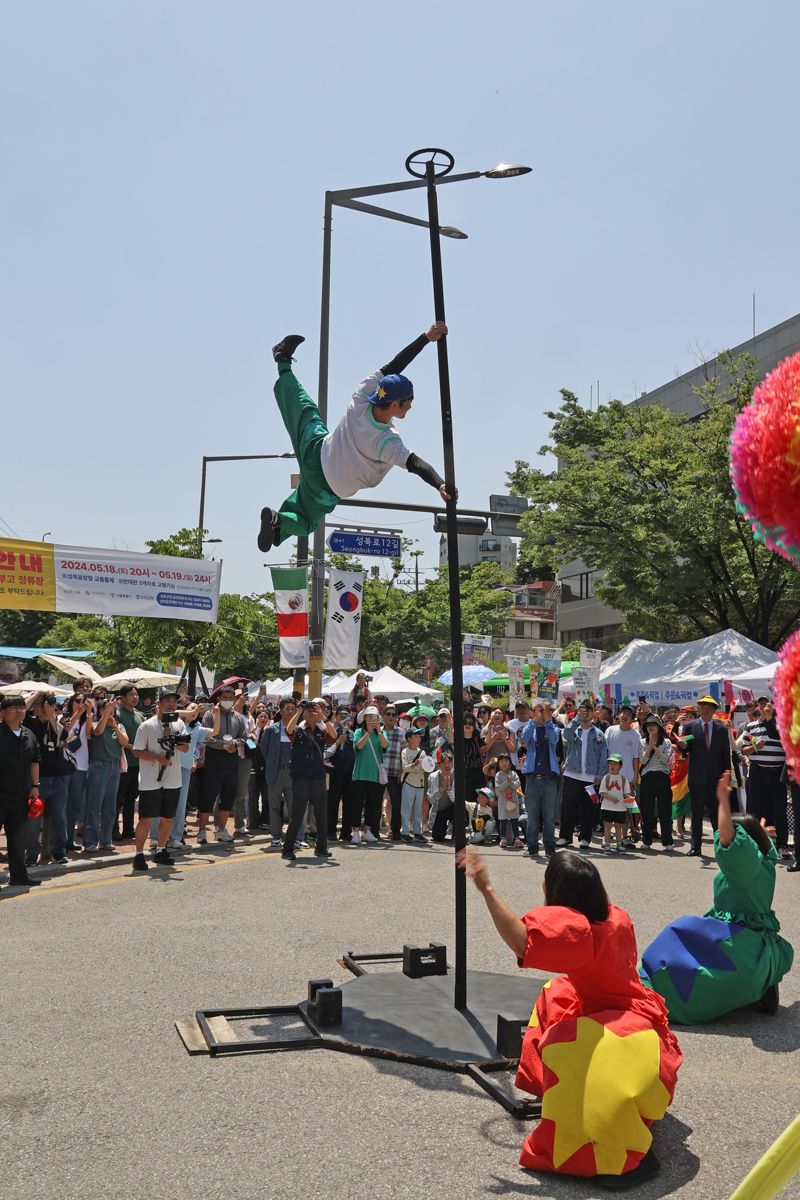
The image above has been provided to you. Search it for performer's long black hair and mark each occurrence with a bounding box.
[732,813,774,857]
[544,850,610,923]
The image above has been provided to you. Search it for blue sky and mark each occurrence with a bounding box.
[3,1,799,599]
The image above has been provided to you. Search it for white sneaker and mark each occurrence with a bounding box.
[578,839,590,849]
[363,831,378,844]
[351,832,362,845]
[216,828,233,843]
[167,839,183,850]
[197,829,207,845]
[555,837,567,847]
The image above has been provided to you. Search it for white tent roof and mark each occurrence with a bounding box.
[328,666,443,703]
[38,655,102,682]
[561,630,777,703]
[727,662,777,690]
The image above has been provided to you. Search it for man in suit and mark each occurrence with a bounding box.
[675,695,732,856]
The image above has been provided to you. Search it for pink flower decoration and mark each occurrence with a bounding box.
[730,352,800,565]
[774,629,800,770]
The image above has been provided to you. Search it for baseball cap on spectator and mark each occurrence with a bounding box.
[362,705,379,718]
[607,753,623,764]
[195,693,210,703]
[619,704,635,716]
[578,699,594,711]
[437,707,451,717]
[159,688,180,700]
[405,727,422,740]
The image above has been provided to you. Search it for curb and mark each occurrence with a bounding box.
[1,830,276,885]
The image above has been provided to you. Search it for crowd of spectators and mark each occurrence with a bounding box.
[2,676,799,888]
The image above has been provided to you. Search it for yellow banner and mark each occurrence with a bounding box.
[0,539,57,612]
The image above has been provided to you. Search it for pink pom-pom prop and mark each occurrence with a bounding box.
[773,628,800,771]
[730,351,800,565]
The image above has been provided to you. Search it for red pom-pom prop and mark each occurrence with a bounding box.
[729,351,800,565]
[774,629,800,771]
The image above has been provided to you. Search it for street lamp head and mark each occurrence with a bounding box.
[203,537,222,545]
[483,163,532,179]
[439,226,468,240]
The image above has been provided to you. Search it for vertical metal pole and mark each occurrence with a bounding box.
[423,160,468,1011]
[198,457,208,556]
[191,457,209,695]
[308,193,333,698]
[292,472,308,697]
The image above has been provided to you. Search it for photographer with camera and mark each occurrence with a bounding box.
[84,688,129,853]
[281,699,337,862]
[130,689,190,871]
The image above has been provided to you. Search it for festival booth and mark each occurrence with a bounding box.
[559,629,778,705]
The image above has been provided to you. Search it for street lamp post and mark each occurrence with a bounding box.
[309,158,531,700]
[198,452,295,556]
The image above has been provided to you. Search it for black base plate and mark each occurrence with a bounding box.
[303,968,543,1069]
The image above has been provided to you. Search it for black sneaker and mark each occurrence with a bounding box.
[413,833,428,843]
[257,507,280,553]
[281,850,296,862]
[132,853,149,872]
[272,334,305,363]
[152,848,175,866]
[315,849,333,858]
[10,876,42,887]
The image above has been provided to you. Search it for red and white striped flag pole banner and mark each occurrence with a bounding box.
[270,567,309,669]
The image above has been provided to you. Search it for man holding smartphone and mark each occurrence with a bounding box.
[281,700,337,862]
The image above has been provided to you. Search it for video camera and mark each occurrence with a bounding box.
[157,711,191,780]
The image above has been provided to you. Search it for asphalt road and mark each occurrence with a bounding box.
[2,837,798,1200]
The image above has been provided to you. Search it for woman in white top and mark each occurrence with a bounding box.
[638,714,674,850]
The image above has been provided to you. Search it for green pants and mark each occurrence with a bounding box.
[273,366,340,545]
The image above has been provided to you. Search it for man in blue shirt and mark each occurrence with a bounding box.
[518,701,562,858]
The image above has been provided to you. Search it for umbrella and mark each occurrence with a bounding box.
[0,680,73,698]
[437,665,499,686]
[37,654,102,682]
[92,667,183,689]
[404,703,438,718]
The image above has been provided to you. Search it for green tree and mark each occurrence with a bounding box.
[36,614,125,676]
[0,608,58,648]
[508,352,800,649]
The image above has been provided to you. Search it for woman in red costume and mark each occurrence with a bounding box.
[459,847,682,1189]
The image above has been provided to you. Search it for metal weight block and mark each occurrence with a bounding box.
[307,978,334,1003]
[496,1013,525,1060]
[402,943,447,979]
[311,987,342,1027]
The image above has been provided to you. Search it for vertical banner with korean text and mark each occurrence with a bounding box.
[463,633,492,665]
[323,569,365,670]
[271,566,309,668]
[537,647,562,701]
[507,655,527,708]
[0,540,57,611]
[527,654,539,700]
[580,647,602,700]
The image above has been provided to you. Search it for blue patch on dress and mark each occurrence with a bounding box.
[641,915,742,1002]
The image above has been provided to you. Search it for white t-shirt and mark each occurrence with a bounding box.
[320,370,411,499]
[134,714,188,791]
[599,772,632,814]
[604,725,641,784]
[505,718,526,769]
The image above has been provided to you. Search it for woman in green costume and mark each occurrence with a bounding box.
[640,772,793,1023]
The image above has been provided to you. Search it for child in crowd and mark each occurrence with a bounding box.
[494,751,523,849]
[399,727,427,843]
[470,786,498,844]
[599,753,631,853]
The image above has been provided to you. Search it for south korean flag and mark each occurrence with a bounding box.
[323,569,365,669]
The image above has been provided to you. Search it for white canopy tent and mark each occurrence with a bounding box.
[560,629,778,704]
[327,666,444,704]
[726,662,778,693]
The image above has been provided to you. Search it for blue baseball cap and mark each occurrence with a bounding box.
[368,373,413,405]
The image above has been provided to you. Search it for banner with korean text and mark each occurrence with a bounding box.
[324,569,365,670]
[271,566,309,669]
[507,655,527,708]
[0,538,221,622]
[536,647,562,701]
[463,633,492,665]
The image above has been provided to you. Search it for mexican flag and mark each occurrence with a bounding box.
[270,566,309,668]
